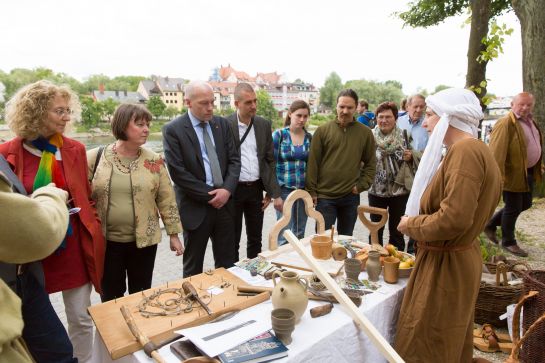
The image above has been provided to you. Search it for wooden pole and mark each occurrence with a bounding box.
[284,230,405,363]
[120,305,167,363]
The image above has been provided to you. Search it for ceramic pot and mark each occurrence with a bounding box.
[310,235,333,259]
[366,250,381,282]
[344,258,362,281]
[383,256,400,284]
[271,308,296,345]
[272,270,309,322]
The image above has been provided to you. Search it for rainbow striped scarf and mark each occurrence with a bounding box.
[31,133,71,250]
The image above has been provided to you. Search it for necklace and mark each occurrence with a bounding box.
[111,143,141,174]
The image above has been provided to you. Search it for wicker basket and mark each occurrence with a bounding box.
[484,259,529,278]
[505,290,545,363]
[519,271,545,363]
[475,261,524,327]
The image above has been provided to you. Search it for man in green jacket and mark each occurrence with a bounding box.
[485,92,543,257]
[306,89,376,235]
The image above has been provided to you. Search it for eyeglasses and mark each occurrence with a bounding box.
[51,108,73,117]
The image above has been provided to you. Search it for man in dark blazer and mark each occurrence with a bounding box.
[227,83,281,259]
[163,81,241,276]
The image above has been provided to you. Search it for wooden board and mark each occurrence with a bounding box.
[260,233,344,276]
[89,268,269,360]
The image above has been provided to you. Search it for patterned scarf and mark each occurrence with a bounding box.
[373,126,405,154]
[31,133,71,250]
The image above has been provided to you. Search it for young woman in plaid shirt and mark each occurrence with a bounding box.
[272,100,312,245]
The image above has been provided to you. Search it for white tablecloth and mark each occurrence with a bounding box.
[92,267,407,363]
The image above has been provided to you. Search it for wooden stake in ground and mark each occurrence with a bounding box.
[284,230,404,363]
[120,305,167,363]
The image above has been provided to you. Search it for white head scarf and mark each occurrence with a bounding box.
[405,88,483,216]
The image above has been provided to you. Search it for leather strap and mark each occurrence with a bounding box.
[416,241,475,252]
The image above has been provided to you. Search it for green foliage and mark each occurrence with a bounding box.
[256,89,280,124]
[434,84,452,93]
[218,107,235,117]
[80,74,146,94]
[163,106,180,120]
[309,113,330,127]
[100,98,119,122]
[479,234,504,262]
[320,72,343,108]
[344,79,405,111]
[397,0,510,28]
[477,21,514,63]
[147,96,167,120]
[80,96,103,127]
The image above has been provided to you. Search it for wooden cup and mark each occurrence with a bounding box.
[383,256,400,284]
[310,235,333,260]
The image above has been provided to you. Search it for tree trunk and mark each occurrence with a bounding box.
[512,0,545,131]
[465,0,491,107]
[513,0,545,196]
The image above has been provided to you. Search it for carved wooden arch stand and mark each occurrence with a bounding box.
[268,189,325,250]
[357,205,389,253]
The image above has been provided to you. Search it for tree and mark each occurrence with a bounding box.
[398,0,511,104]
[80,96,103,127]
[100,98,119,122]
[147,96,166,120]
[344,79,405,111]
[512,0,545,131]
[320,72,343,108]
[256,90,279,123]
[163,106,179,120]
[434,84,452,93]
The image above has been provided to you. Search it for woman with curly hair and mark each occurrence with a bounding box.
[87,103,183,302]
[0,80,105,362]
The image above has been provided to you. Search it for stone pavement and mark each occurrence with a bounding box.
[50,193,386,326]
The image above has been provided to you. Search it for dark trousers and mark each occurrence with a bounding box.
[487,172,534,246]
[368,193,409,251]
[17,271,77,363]
[183,202,237,277]
[316,193,360,236]
[101,241,157,302]
[234,181,264,259]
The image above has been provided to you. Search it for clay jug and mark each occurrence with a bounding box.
[366,250,381,282]
[271,270,309,322]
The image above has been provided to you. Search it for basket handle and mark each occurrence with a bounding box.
[495,261,509,286]
[507,290,539,361]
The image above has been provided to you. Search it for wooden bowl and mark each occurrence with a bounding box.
[397,252,415,278]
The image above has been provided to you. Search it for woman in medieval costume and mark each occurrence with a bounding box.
[395,88,501,362]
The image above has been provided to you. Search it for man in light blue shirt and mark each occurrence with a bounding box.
[397,94,428,151]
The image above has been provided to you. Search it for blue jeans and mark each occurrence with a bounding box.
[275,187,309,245]
[17,271,77,363]
[316,193,360,236]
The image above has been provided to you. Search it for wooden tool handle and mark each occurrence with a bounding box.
[182,281,213,315]
[120,305,166,363]
[310,303,333,318]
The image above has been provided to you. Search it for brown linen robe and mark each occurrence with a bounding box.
[394,138,501,363]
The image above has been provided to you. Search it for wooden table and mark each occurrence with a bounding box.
[91,266,407,363]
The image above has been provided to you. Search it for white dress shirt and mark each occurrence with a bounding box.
[237,113,260,182]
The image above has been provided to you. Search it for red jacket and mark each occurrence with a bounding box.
[0,136,105,294]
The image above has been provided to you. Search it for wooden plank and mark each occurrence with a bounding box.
[284,230,405,363]
[89,268,269,360]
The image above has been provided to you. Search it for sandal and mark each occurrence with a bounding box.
[473,323,512,343]
[473,325,513,353]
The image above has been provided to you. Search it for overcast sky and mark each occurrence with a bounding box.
[1,0,522,96]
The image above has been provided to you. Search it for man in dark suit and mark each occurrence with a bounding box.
[227,83,281,259]
[163,81,241,276]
